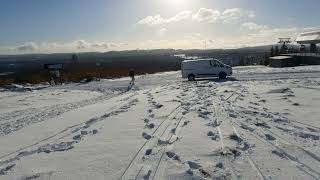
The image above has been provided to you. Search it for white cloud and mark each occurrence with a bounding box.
[76,40,91,49]
[138,15,166,26]
[2,26,319,55]
[219,27,304,48]
[167,11,192,23]
[10,40,128,54]
[75,40,127,49]
[221,8,255,23]
[137,26,317,50]
[192,8,221,23]
[241,22,268,31]
[157,28,168,36]
[138,10,192,26]
[16,42,38,51]
[138,8,255,25]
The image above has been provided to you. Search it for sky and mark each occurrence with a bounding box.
[0,0,319,54]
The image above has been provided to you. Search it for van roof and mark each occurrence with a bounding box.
[183,58,215,63]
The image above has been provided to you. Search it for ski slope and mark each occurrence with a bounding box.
[0,65,319,180]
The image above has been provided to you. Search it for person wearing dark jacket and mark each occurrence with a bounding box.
[129,69,135,85]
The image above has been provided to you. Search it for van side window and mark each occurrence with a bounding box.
[217,62,224,67]
[210,60,218,67]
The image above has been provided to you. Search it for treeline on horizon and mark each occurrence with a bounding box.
[0,47,272,85]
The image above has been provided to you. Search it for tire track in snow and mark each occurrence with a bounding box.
[151,115,186,180]
[120,83,196,180]
[226,101,320,179]
[229,101,320,163]
[224,86,268,180]
[118,104,182,180]
[0,91,126,136]
[234,121,320,180]
[0,92,139,168]
[213,101,262,180]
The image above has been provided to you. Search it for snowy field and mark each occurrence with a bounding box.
[0,65,319,180]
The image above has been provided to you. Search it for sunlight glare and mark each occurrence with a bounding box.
[165,0,185,6]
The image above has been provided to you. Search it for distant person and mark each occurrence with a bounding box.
[129,69,135,86]
[50,77,55,86]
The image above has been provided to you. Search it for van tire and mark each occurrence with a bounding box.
[188,74,196,81]
[219,72,227,79]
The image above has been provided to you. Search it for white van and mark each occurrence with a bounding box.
[181,58,232,81]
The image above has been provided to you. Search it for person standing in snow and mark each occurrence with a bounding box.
[129,69,135,86]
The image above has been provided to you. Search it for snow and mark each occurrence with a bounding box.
[0,65,320,180]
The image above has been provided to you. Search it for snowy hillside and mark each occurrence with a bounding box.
[0,66,320,180]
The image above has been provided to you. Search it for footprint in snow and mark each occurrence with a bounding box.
[142,132,152,140]
[158,139,172,145]
[240,124,255,132]
[229,113,237,118]
[182,121,190,127]
[207,131,220,140]
[187,161,202,169]
[255,122,271,129]
[81,131,88,135]
[259,99,267,103]
[0,164,15,175]
[92,129,98,134]
[145,149,152,156]
[144,118,150,123]
[216,162,224,169]
[143,170,152,180]
[73,134,81,140]
[265,134,276,141]
[229,134,243,143]
[145,123,155,129]
[166,151,181,161]
[272,150,287,159]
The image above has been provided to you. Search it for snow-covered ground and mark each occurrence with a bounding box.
[0,65,319,180]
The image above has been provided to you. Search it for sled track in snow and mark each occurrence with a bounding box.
[0,91,138,162]
[238,123,320,179]
[119,82,197,180]
[289,120,320,130]
[230,102,320,164]
[118,104,182,180]
[212,101,266,180]
[219,83,320,179]
[0,90,131,136]
[226,103,320,179]
[151,115,186,180]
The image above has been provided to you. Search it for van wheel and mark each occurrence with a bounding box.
[188,74,195,81]
[219,72,227,79]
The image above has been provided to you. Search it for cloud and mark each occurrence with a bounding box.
[241,22,268,31]
[192,8,221,23]
[137,26,317,50]
[218,27,305,48]
[138,8,255,25]
[221,8,255,23]
[75,40,128,49]
[76,40,91,49]
[168,11,192,23]
[11,40,128,54]
[138,10,192,26]
[16,42,38,51]
[157,28,168,36]
[138,15,166,26]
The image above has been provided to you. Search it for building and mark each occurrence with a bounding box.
[269,56,296,67]
[296,30,320,53]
